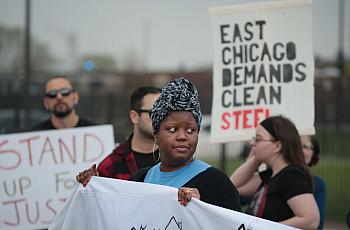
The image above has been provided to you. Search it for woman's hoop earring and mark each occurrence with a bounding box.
[152,142,160,162]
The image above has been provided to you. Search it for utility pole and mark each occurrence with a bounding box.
[337,0,345,76]
[142,20,150,72]
[336,0,345,129]
[23,0,31,129]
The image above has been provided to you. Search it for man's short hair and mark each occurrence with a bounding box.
[130,86,162,110]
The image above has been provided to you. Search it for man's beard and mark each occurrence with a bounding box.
[53,108,73,118]
[51,104,74,118]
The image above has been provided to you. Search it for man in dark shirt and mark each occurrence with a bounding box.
[33,76,96,230]
[33,75,96,130]
[79,86,162,181]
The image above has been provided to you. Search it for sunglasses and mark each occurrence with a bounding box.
[45,88,74,98]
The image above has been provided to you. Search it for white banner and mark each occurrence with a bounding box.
[49,176,299,230]
[0,125,115,230]
[209,0,314,143]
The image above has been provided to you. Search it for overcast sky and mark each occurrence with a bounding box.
[0,0,349,71]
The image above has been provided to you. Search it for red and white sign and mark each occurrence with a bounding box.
[0,125,115,230]
[209,0,314,142]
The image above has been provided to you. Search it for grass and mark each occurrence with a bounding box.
[317,132,350,157]
[312,158,350,223]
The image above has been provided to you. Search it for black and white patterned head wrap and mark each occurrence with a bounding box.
[151,77,202,134]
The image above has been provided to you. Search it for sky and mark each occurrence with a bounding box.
[0,0,349,72]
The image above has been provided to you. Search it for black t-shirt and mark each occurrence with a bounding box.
[134,151,158,170]
[246,165,312,222]
[32,117,96,131]
[132,166,241,212]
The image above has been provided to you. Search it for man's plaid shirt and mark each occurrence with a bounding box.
[97,135,139,180]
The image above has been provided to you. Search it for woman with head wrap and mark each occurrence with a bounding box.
[131,78,241,211]
[230,116,320,229]
[77,78,241,211]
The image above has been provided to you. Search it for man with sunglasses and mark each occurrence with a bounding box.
[77,86,162,182]
[33,75,96,130]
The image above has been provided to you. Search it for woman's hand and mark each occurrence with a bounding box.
[76,164,99,187]
[178,187,200,206]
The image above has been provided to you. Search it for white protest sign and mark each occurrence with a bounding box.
[0,125,115,230]
[209,0,314,142]
[49,176,299,230]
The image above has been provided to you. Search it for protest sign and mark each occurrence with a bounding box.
[49,176,299,230]
[209,0,314,142]
[0,125,114,230]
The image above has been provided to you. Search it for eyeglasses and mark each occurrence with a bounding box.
[302,144,314,151]
[136,109,152,117]
[45,88,74,98]
[252,136,276,143]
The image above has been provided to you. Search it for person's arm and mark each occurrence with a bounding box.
[280,193,320,230]
[229,155,262,197]
[314,176,326,229]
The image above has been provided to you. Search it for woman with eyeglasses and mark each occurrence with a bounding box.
[230,116,320,229]
[301,135,326,230]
